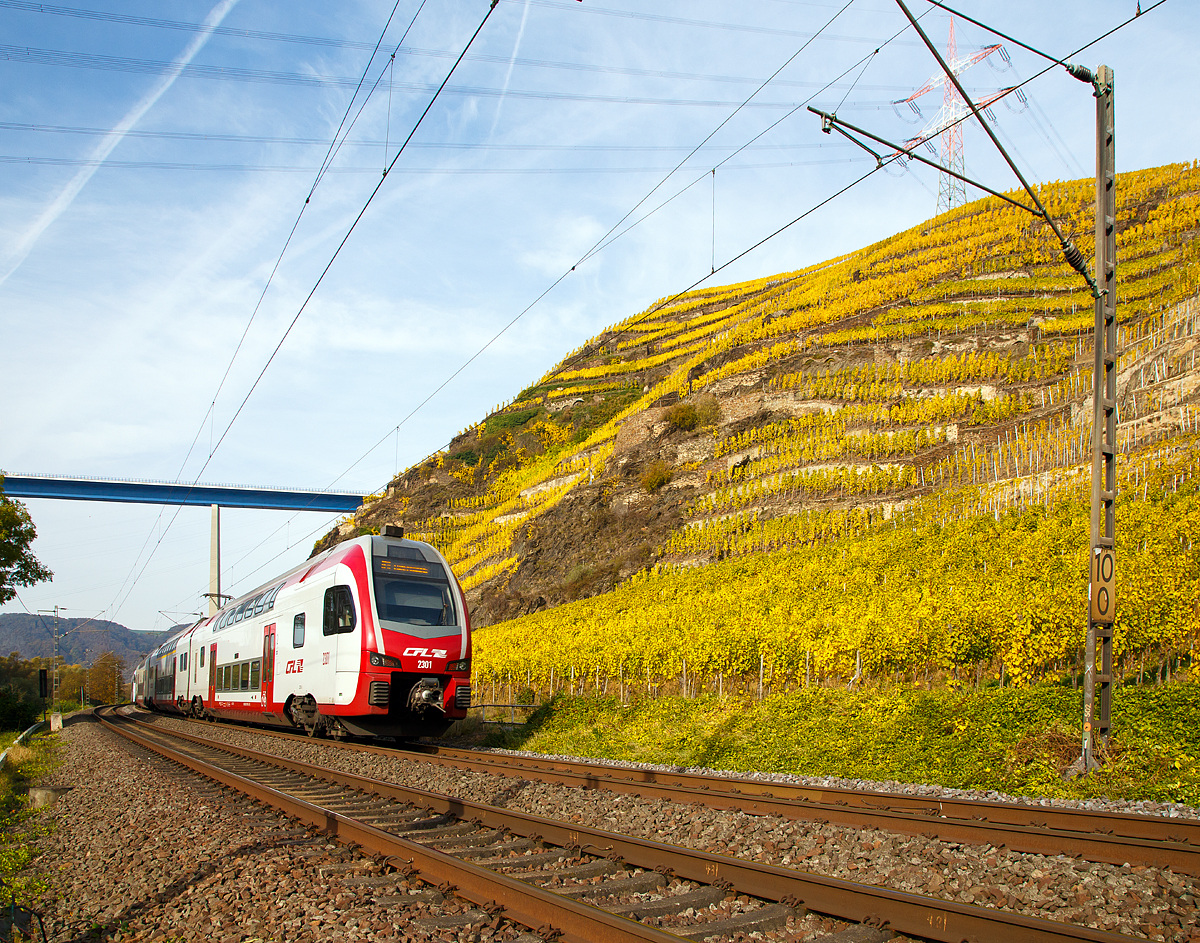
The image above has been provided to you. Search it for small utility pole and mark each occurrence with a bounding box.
[1083,65,1116,768]
[48,606,61,707]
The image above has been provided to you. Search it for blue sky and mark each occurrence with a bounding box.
[1,0,1195,636]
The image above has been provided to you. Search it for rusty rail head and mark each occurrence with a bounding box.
[148,708,1200,852]
[407,743,1200,850]
[97,710,681,943]
[104,710,1141,943]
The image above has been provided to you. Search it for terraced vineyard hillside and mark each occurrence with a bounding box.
[318,161,1200,691]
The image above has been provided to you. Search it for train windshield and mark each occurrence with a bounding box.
[374,577,457,628]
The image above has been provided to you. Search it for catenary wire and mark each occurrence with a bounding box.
[320,0,865,491]
[0,47,920,110]
[108,1,500,621]
[174,0,408,483]
[103,0,412,620]
[824,0,1168,214]
[321,0,1164,509]
[123,1,1166,615]
[0,155,868,173]
[578,11,927,275]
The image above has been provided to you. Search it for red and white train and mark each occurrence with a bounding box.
[132,527,472,739]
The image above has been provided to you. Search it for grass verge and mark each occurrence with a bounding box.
[0,732,60,923]
[472,684,1200,805]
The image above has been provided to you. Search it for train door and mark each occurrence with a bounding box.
[261,623,276,711]
[178,649,189,702]
[325,585,360,702]
[208,643,217,704]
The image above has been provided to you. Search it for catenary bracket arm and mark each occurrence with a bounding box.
[894,0,1100,297]
[809,108,1038,215]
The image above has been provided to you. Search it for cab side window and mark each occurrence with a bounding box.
[293,613,306,648]
[322,586,356,636]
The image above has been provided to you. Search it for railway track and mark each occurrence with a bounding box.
[100,708,1146,943]
[159,709,1200,876]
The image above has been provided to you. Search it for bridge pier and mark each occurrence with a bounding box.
[209,504,221,616]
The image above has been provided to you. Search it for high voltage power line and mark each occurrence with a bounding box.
[0,46,923,109]
[0,155,869,174]
[0,0,914,49]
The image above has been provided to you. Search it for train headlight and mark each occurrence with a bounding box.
[369,652,402,669]
[446,659,470,672]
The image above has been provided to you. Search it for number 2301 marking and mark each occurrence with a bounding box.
[418,659,433,669]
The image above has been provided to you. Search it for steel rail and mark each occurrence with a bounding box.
[410,744,1200,855]
[159,711,1200,872]
[96,709,681,943]
[404,750,1198,874]
[112,711,1141,943]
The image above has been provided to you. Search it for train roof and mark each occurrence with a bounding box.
[206,533,440,626]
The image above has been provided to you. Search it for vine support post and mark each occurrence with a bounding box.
[1084,65,1117,770]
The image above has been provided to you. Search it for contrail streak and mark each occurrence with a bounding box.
[487,0,530,140]
[0,0,240,287]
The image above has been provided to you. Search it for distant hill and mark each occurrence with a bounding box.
[0,614,167,667]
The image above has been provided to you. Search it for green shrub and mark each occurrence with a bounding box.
[694,394,720,427]
[641,460,672,493]
[666,403,699,431]
[666,395,720,432]
[0,692,38,733]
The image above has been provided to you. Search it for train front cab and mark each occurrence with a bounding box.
[310,536,471,739]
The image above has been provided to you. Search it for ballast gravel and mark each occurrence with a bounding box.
[28,717,544,943]
[136,713,1200,943]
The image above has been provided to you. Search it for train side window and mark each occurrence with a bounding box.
[293,614,305,649]
[250,660,261,688]
[323,586,356,636]
[180,652,187,672]
[199,647,205,668]
[241,662,251,690]
[231,663,241,691]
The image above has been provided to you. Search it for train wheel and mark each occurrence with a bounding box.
[192,696,203,718]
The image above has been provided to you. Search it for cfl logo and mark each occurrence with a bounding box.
[285,659,304,674]
[403,647,448,658]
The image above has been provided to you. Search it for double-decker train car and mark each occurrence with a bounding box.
[133,527,471,739]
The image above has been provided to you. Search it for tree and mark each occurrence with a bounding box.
[0,473,52,604]
[86,651,126,704]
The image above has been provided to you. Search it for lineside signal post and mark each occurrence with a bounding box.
[1084,65,1116,769]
